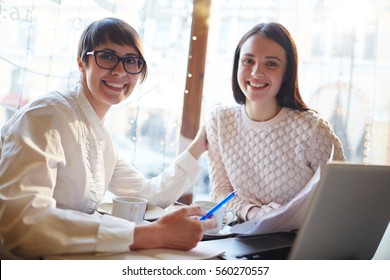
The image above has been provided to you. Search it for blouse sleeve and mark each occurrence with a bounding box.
[0,105,133,259]
[108,150,201,208]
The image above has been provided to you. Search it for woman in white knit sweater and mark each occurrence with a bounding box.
[206,22,345,222]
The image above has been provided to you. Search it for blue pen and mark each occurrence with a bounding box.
[199,189,238,220]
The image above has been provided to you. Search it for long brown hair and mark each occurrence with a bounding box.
[232,22,309,111]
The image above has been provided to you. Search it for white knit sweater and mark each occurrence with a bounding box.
[206,105,345,221]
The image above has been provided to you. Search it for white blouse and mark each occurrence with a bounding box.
[0,84,200,258]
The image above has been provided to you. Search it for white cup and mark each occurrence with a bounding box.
[111,196,148,224]
[194,200,236,234]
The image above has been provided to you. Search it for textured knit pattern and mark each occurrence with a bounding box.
[206,105,345,221]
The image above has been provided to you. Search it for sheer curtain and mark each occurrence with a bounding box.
[201,0,390,166]
[0,0,193,178]
[1,0,390,200]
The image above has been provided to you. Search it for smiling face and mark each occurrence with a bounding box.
[237,34,287,110]
[78,42,140,120]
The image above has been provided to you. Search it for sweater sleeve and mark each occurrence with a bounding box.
[307,117,346,171]
[206,107,261,220]
[206,107,235,200]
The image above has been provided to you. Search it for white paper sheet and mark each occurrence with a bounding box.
[138,241,225,260]
[45,240,225,260]
[230,166,322,235]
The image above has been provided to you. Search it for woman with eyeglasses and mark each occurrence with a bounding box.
[0,17,216,259]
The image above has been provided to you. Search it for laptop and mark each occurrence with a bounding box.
[203,162,390,260]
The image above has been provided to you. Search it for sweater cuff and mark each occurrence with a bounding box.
[96,214,135,253]
[240,203,257,221]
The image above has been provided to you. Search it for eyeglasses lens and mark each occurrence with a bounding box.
[95,51,144,74]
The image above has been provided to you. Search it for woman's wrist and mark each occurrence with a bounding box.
[186,125,207,160]
[130,223,162,250]
[246,206,261,220]
[186,141,205,160]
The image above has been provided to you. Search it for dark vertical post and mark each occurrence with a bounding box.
[180,0,211,140]
[178,0,211,204]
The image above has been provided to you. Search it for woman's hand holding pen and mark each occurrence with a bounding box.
[130,205,217,251]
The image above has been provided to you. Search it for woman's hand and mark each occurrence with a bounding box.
[246,202,281,220]
[130,205,217,250]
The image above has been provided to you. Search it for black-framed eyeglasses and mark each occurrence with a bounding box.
[86,50,146,74]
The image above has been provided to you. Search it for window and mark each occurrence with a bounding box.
[1,0,390,202]
[0,0,193,177]
[201,0,390,167]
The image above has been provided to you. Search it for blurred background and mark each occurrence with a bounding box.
[1,0,389,201]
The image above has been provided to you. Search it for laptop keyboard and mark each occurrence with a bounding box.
[234,246,291,260]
